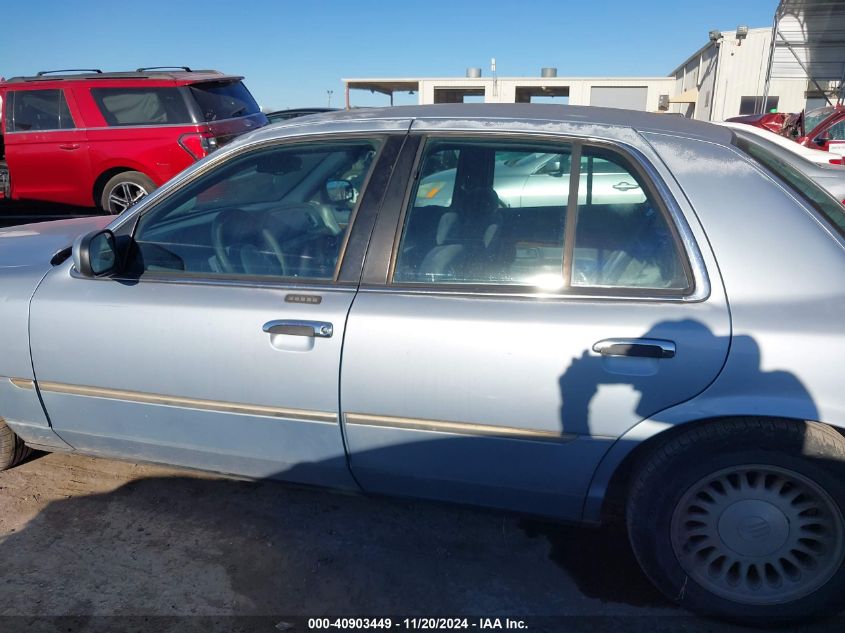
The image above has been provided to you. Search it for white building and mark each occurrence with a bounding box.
[668,27,810,121]
[343,26,828,121]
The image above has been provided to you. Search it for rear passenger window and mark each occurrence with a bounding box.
[572,148,688,290]
[9,89,75,131]
[393,139,690,293]
[91,88,192,126]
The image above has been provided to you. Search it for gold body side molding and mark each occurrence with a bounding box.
[6,377,336,423]
[345,412,576,443]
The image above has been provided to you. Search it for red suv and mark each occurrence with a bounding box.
[0,67,267,213]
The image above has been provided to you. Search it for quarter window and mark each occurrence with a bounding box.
[393,138,690,293]
[130,140,379,281]
[9,89,75,131]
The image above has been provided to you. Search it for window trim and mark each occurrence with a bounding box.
[77,133,392,288]
[379,132,699,300]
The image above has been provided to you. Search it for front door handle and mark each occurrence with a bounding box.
[593,338,675,359]
[263,319,333,338]
[58,143,81,151]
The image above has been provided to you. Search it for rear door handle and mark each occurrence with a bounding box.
[58,143,81,151]
[592,338,675,359]
[263,319,333,338]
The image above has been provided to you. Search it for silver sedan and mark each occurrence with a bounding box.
[1,104,845,623]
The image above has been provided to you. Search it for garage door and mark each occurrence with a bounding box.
[590,86,648,111]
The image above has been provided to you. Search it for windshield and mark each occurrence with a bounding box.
[189,81,260,121]
[735,135,845,239]
[803,106,834,136]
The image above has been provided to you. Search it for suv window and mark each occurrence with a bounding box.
[9,89,75,131]
[189,81,260,121]
[394,139,690,292]
[130,140,379,280]
[91,88,192,126]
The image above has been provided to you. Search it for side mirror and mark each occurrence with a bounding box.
[814,136,830,147]
[72,229,118,277]
[326,179,355,203]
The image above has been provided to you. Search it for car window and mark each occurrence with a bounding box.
[804,107,834,135]
[572,147,688,290]
[189,81,260,121]
[393,138,690,293]
[130,140,379,281]
[91,88,192,126]
[9,89,75,131]
[825,120,845,141]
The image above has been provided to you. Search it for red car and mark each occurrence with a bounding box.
[0,67,267,213]
[782,104,845,154]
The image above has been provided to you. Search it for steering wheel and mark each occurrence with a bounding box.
[211,209,287,276]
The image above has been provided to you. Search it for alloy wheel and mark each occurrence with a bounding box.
[107,181,148,214]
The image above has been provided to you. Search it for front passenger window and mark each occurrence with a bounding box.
[130,140,379,280]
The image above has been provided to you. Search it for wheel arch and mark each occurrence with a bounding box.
[583,412,845,526]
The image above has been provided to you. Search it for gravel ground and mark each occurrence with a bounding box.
[1,451,842,633]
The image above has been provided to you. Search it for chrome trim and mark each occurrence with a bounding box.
[263,319,333,338]
[357,284,698,303]
[36,381,337,423]
[592,337,676,359]
[8,377,34,390]
[345,412,577,443]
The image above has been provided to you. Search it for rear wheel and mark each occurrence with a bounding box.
[100,171,156,215]
[0,417,32,470]
[627,419,845,623]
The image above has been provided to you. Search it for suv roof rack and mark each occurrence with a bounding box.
[37,69,103,76]
[136,66,192,72]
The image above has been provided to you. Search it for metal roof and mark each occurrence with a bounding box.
[766,0,845,87]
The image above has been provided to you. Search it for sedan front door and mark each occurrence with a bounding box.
[28,133,404,486]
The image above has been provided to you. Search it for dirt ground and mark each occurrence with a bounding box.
[1,451,843,633]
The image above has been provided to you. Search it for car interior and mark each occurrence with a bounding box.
[130,142,376,280]
[395,143,689,290]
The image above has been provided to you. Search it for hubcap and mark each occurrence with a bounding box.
[107,181,148,214]
[671,465,844,605]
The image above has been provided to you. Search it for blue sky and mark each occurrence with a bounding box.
[1,0,778,110]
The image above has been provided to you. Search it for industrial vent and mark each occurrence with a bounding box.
[466,68,482,78]
[541,67,558,78]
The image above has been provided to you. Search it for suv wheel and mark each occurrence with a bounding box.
[0,417,32,470]
[101,171,156,215]
[627,418,845,623]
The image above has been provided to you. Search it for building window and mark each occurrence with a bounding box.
[739,96,779,115]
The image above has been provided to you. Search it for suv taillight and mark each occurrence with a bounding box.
[178,132,219,160]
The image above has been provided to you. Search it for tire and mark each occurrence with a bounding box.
[0,417,32,471]
[100,171,156,215]
[627,418,845,624]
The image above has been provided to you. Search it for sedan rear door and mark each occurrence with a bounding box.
[339,129,731,520]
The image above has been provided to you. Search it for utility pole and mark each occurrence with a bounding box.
[327,90,334,108]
